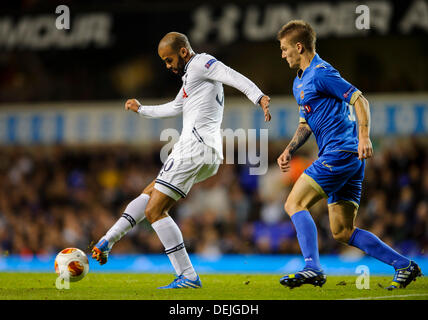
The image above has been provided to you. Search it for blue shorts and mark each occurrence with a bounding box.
[302,151,365,207]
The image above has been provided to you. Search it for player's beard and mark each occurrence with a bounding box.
[175,56,186,76]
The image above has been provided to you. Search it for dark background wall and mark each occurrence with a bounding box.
[1,0,427,103]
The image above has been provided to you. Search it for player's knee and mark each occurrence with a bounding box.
[332,227,354,244]
[144,203,163,224]
[284,201,293,216]
[145,210,163,224]
[142,183,154,196]
[142,187,152,197]
[284,199,306,217]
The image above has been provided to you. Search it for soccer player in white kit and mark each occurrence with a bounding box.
[92,32,271,289]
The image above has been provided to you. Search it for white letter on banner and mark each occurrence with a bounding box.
[355,5,370,30]
[55,5,70,30]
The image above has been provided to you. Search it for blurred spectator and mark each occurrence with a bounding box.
[0,137,427,259]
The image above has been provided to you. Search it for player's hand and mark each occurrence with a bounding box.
[277,149,292,172]
[125,99,140,113]
[259,95,271,122]
[358,136,373,160]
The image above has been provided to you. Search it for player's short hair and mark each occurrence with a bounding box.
[160,32,192,53]
[277,20,316,52]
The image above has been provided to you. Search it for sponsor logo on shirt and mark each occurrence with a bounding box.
[315,63,326,69]
[343,86,355,99]
[205,58,217,69]
[182,87,188,98]
[304,105,311,113]
[300,90,304,99]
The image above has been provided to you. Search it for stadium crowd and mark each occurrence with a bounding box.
[0,137,427,259]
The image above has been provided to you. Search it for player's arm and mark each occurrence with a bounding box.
[314,68,373,160]
[200,59,271,121]
[353,94,373,160]
[277,122,312,172]
[124,93,183,119]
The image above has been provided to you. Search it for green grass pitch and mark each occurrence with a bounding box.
[0,273,427,300]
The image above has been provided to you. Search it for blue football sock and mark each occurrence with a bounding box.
[290,210,322,271]
[348,228,410,269]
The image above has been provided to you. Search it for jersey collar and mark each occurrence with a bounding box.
[297,53,320,79]
[184,53,197,73]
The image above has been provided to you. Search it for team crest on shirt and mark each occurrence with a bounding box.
[300,90,304,99]
[304,105,311,113]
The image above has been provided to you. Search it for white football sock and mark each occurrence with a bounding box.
[104,193,150,248]
[151,216,197,281]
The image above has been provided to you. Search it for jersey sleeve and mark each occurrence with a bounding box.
[137,89,183,118]
[195,57,264,105]
[314,68,362,105]
[299,106,307,123]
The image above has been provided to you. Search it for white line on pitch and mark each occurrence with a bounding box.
[340,293,428,300]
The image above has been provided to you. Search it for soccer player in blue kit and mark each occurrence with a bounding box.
[276,20,422,290]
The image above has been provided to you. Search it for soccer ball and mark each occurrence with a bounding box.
[54,248,89,282]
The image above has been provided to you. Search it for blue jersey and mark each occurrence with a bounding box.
[293,53,362,156]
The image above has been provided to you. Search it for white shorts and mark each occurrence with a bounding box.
[154,139,221,201]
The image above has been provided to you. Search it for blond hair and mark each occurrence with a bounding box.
[277,20,316,52]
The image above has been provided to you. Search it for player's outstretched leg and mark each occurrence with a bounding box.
[91,238,111,265]
[329,202,423,290]
[386,261,423,290]
[91,193,149,264]
[92,182,154,265]
[348,228,423,290]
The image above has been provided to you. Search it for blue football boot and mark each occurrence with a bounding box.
[280,268,327,289]
[91,238,111,265]
[386,261,422,290]
[158,275,202,289]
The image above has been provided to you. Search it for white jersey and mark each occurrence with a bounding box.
[138,53,264,159]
